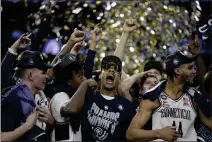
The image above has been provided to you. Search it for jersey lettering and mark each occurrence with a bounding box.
[161,108,191,120]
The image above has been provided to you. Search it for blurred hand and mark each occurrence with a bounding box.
[86,79,98,90]
[25,111,37,129]
[70,41,85,55]
[68,28,85,44]
[123,19,138,33]
[137,71,156,82]
[188,34,200,55]
[37,107,54,125]
[91,24,102,43]
[11,33,32,52]
[157,126,180,141]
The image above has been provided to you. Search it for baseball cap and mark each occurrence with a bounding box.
[14,50,52,71]
[144,60,163,75]
[164,51,199,75]
[53,53,82,81]
[101,55,122,72]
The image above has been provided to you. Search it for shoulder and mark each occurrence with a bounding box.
[2,84,23,102]
[51,92,70,105]
[142,80,167,101]
[50,92,70,123]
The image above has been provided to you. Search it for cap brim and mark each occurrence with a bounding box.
[42,64,52,70]
[185,53,199,63]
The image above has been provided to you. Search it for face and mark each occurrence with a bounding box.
[177,62,197,82]
[100,68,121,91]
[140,76,158,95]
[30,68,49,91]
[69,70,85,88]
[148,69,162,81]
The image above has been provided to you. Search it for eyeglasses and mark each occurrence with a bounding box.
[103,62,119,72]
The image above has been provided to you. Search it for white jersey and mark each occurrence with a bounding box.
[152,91,197,141]
[50,92,82,141]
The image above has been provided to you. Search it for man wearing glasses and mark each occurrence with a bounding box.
[60,55,136,141]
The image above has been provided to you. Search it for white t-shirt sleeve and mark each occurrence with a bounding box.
[50,92,70,123]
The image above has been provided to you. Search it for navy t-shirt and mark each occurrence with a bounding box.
[81,90,136,141]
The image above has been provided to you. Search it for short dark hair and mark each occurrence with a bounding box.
[144,60,163,75]
[54,62,83,84]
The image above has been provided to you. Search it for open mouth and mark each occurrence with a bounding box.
[106,74,115,84]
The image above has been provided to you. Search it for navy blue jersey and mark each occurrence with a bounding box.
[81,90,136,141]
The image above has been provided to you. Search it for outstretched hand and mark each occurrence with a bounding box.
[11,33,32,52]
[91,23,102,43]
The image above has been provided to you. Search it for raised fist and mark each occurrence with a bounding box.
[86,79,98,90]
[91,24,102,43]
[69,28,85,44]
[123,19,138,33]
[188,33,200,55]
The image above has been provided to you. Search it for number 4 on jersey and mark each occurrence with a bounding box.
[172,121,183,138]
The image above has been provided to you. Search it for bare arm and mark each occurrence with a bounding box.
[199,109,212,130]
[114,32,129,61]
[126,99,159,141]
[114,19,137,81]
[195,56,207,89]
[2,124,32,141]
[126,99,179,141]
[1,112,36,141]
[188,33,207,89]
[61,79,98,115]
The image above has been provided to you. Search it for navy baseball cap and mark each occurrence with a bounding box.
[53,53,80,70]
[164,51,199,75]
[101,55,122,72]
[14,50,52,71]
[53,53,82,81]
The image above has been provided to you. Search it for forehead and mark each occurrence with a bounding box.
[144,76,157,83]
[149,68,160,74]
[180,62,195,68]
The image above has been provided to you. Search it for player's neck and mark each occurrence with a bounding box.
[165,79,184,98]
[100,88,116,97]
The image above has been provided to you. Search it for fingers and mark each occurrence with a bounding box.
[26,33,32,38]
[19,33,26,39]
[37,107,48,114]
[38,116,48,122]
[38,111,46,117]
[75,30,85,37]
[126,19,137,26]
[170,126,177,130]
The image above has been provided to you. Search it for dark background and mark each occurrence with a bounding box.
[1,0,211,68]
